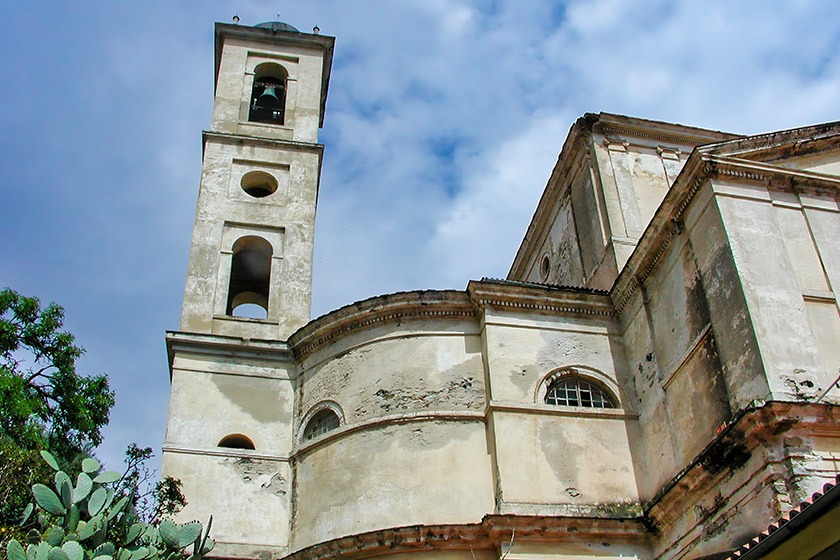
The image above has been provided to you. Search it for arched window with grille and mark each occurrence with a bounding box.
[302,409,340,441]
[545,375,616,409]
[249,63,288,125]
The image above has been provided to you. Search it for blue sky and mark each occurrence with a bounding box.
[2,0,839,475]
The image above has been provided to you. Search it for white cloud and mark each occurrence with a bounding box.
[424,110,575,286]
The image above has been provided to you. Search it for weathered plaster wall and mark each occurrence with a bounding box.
[165,354,294,450]
[481,310,624,403]
[292,421,494,550]
[769,148,840,176]
[290,315,493,550]
[507,113,737,292]
[648,405,840,559]
[180,134,321,340]
[612,146,840,558]
[163,451,291,555]
[569,163,608,284]
[492,410,639,514]
[297,321,485,427]
[181,28,327,341]
[713,181,840,402]
[524,194,586,286]
[509,539,650,560]
[480,308,640,514]
[617,183,752,499]
[585,133,695,288]
[163,337,296,558]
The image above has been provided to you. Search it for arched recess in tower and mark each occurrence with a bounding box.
[249,63,288,125]
[217,433,255,450]
[226,236,273,318]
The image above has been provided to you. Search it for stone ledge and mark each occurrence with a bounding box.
[284,515,650,560]
[161,443,290,462]
[488,400,639,420]
[293,409,485,457]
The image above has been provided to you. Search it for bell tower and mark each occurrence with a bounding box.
[162,21,334,560]
[180,20,334,340]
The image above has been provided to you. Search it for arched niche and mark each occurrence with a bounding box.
[227,236,273,318]
[218,433,256,450]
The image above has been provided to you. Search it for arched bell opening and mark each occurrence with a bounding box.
[227,236,273,319]
[249,63,288,125]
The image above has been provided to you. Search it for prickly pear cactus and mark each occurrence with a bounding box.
[3,452,213,560]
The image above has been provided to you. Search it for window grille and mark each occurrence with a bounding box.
[545,377,615,408]
[303,409,340,441]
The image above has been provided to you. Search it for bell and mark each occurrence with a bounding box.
[258,84,280,106]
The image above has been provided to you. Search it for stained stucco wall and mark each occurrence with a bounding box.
[163,344,296,556]
[163,452,291,554]
[713,181,840,403]
[180,136,320,340]
[292,421,493,550]
[508,539,650,560]
[524,193,586,287]
[291,318,494,550]
[515,126,702,292]
[617,182,755,499]
[481,308,640,514]
[165,355,295,450]
[297,320,485,425]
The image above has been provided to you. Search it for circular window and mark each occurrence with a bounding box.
[540,254,551,281]
[241,171,278,198]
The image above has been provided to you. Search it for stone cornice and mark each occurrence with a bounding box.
[289,291,476,360]
[161,443,290,462]
[645,401,840,530]
[283,515,650,560]
[165,331,293,373]
[202,130,324,153]
[593,112,740,147]
[482,514,649,538]
[697,119,840,162]
[610,153,840,314]
[289,281,617,361]
[468,279,615,318]
[488,400,638,420]
[287,524,491,560]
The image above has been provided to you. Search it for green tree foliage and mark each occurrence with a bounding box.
[0,289,115,459]
[1,451,212,560]
[0,290,188,540]
[0,444,53,539]
[0,289,115,529]
[117,446,186,524]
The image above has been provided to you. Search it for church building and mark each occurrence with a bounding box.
[161,21,840,560]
